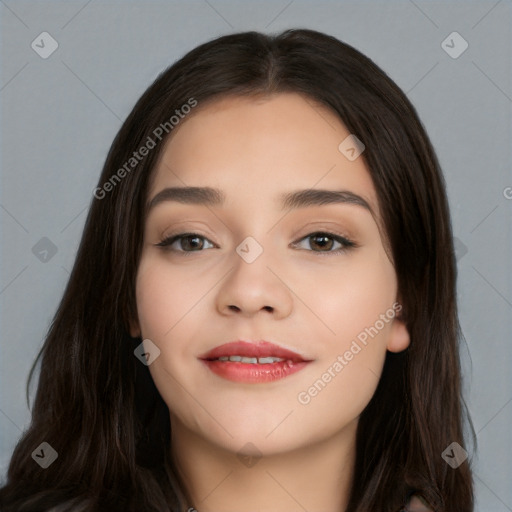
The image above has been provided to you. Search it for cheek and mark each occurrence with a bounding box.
[134,255,204,416]
[135,254,203,338]
[296,248,396,403]
[300,248,397,344]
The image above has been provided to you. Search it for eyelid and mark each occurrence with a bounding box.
[155,229,358,255]
[155,231,216,251]
[291,230,357,254]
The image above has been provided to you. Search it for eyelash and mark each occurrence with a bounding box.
[155,231,357,256]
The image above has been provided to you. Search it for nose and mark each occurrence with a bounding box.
[215,245,293,320]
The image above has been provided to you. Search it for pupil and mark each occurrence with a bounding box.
[180,235,335,251]
[312,235,332,251]
[184,236,202,250]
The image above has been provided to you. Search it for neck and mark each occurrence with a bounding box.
[170,416,357,512]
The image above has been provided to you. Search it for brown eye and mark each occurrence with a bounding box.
[292,232,356,254]
[180,235,205,251]
[156,233,215,252]
[309,234,334,251]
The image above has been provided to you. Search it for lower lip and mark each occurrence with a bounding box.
[201,359,310,383]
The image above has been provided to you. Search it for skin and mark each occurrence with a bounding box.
[131,93,410,512]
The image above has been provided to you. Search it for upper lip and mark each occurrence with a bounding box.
[199,340,310,362]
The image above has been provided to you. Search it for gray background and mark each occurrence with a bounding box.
[1,1,511,510]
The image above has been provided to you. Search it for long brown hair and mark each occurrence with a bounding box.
[0,29,474,511]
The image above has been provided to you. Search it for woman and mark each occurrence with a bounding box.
[0,29,474,511]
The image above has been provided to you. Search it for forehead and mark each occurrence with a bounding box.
[149,92,378,216]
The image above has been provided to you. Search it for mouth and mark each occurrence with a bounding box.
[199,340,312,383]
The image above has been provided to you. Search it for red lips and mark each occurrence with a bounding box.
[199,340,308,362]
[199,340,312,383]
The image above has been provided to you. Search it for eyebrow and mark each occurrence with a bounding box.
[147,186,374,215]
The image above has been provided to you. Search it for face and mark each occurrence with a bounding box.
[132,93,409,456]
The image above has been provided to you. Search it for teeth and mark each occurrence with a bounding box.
[258,357,284,364]
[240,357,258,363]
[215,355,286,364]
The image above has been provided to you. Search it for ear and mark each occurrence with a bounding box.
[386,302,410,353]
[129,317,141,338]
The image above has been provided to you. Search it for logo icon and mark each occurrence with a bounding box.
[31,442,58,468]
[442,442,468,469]
[236,236,263,264]
[338,134,365,161]
[453,237,468,262]
[441,32,468,59]
[32,237,58,263]
[134,339,161,366]
[237,442,262,468]
[31,32,59,59]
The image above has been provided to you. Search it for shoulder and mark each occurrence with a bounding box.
[405,494,433,512]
